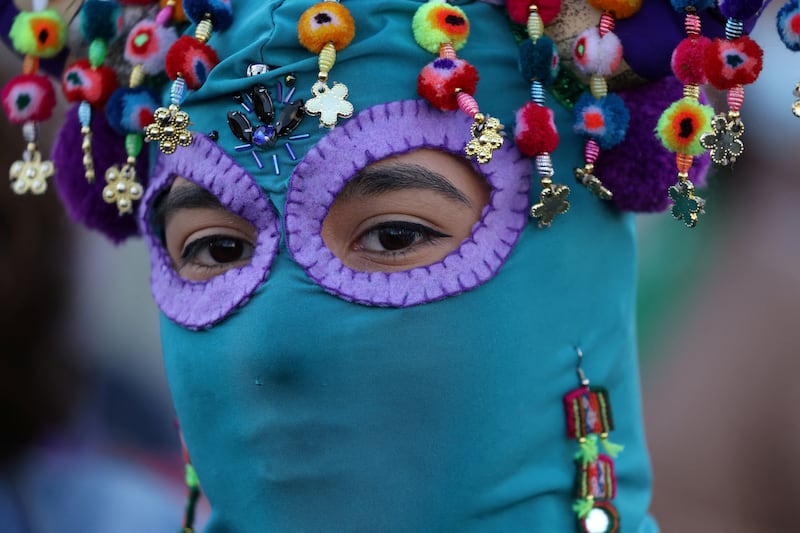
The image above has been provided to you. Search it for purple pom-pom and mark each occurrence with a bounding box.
[718,0,764,21]
[52,105,147,243]
[80,0,122,42]
[596,77,711,212]
[518,36,559,86]
[183,0,233,31]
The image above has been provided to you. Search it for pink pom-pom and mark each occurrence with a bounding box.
[417,57,478,111]
[165,35,219,89]
[572,27,623,77]
[514,102,559,156]
[507,0,562,25]
[2,74,56,124]
[124,20,178,76]
[671,36,711,85]
[61,59,118,105]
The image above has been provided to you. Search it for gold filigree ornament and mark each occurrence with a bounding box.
[9,146,54,195]
[465,114,504,164]
[144,104,192,155]
[531,177,571,228]
[103,158,144,215]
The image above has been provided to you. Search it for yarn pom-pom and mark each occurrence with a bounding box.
[572,27,623,77]
[413,1,470,53]
[588,0,643,19]
[9,9,67,58]
[670,0,715,11]
[2,74,56,125]
[507,0,562,25]
[514,102,559,156]
[418,58,479,111]
[62,59,119,106]
[597,77,710,212]
[165,36,220,90]
[297,1,355,53]
[519,36,559,86]
[52,105,146,243]
[656,97,714,155]
[573,92,630,150]
[703,36,763,90]
[776,0,800,51]
[124,20,178,76]
[80,0,122,42]
[718,0,764,21]
[106,87,158,135]
[671,36,711,84]
[183,0,234,31]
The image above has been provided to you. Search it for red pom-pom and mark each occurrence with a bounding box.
[671,36,710,85]
[165,35,219,90]
[61,59,118,106]
[2,74,56,124]
[507,0,562,25]
[704,36,763,90]
[417,57,478,111]
[514,102,559,156]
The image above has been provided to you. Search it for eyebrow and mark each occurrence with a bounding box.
[338,162,473,207]
[152,181,224,237]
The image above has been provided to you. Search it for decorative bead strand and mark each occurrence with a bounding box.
[3,4,65,195]
[776,0,800,116]
[413,0,504,164]
[699,0,766,166]
[656,2,717,228]
[507,1,570,228]
[297,0,356,128]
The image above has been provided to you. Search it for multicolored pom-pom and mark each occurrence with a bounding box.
[573,93,630,149]
[776,0,800,51]
[418,58,479,111]
[297,1,356,53]
[572,28,624,77]
[62,59,119,105]
[412,1,470,54]
[2,74,56,125]
[165,36,220,90]
[183,0,234,31]
[655,97,714,155]
[703,36,763,89]
[519,36,559,86]
[9,9,67,59]
[671,36,711,85]
[514,102,559,156]
[79,0,122,43]
[588,0,643,19]
[105,87,158,134]
[506,0,562,25]
[124,19,178,75]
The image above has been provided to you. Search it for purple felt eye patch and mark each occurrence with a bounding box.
[285,100,531,307]
[139,134,280,329]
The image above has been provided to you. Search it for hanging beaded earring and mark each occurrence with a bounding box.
[699,0,766,166]
[3,4,66,195]
[564,347,623,533]
[146,0,231,154]
[776,0,800,116]
[102,5,179,215]
[570,0,642,201]
[413,0,504,164]
[61,0,122,184]
[507,1,572,228]
[655,0,716,228]
[297,0,356,128]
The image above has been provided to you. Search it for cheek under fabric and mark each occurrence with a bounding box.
[285,100,531,307]
[140,134,280,330]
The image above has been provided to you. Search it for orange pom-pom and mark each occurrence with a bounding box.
[298,2,355,54]
[587,0,642,19]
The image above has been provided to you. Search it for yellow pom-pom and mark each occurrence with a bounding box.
[412,1,470,54]
[298,2,356,54]
[9,9,67,59]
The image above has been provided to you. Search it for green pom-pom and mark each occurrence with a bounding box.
[88,39,108,68]
[601,437,624,458]
[9,9,67,58]
[412,1,470,54]
[574,434,599,466]
[655,97,714,156]
[572,498,595,519]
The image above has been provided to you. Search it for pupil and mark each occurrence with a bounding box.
[209,238,243,263]
[378,228,417,251]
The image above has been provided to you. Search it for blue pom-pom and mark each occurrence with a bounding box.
[777,0,800,51]
[80,0,121,42]
[519,36,559,86]
[105,87,159,135]
[573,92,630,150]
[183,0,234,31]
[718,0,764,21]
[670,0,715,12]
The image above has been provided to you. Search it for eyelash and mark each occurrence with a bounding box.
[353,221,450,257]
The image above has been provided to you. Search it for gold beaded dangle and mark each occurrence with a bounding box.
[297,0,356,128]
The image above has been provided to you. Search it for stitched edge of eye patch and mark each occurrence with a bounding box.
[139,134,280,330]
[285,99,531,307]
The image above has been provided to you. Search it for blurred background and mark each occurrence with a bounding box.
[1,1,798,531]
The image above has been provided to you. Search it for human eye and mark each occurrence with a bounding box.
[354,220,450,255]
[179,233,255,277]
